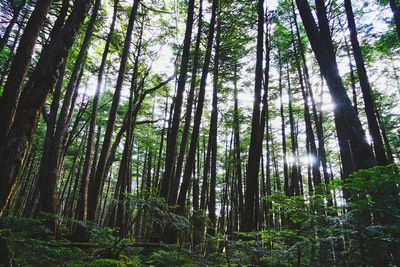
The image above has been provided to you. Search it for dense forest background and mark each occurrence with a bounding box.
[0,0,400,266]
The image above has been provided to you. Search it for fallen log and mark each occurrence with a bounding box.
[14,239,160,248]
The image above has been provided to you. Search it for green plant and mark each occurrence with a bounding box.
[87,258,126,267]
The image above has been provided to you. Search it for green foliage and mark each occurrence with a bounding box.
[374,31,400,55]
[0,228,14,266]
[125,194,191,238]
[90,227,119,246]
[200,165,400,266]
[148,248,195,267]
[0,217,86,266]
[88,259,126,267]
[0,216,51,240]
[88,256,140,267]
[149,250,184,266]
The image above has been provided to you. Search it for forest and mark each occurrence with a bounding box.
[0,0,400,265]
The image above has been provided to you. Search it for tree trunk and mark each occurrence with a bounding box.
[0,0,54,143]
[388,0,400,38]
[0,0,93,216]
[38,0,100,234]
[207,18,221,241]
[232,64,244,225]
[0,25,22,88]
[169,0,203,206]
[287,66,300,196]
[290,22,321,191]
[290,0,331,185]
[114,16,144,236]
[242,0,264,232]
[0,0,26,52]
[278,51,290,197]
[176,0,218,216]
[87,0,139,222]
[344,0,388,165]
[159,0,196,200]
[295,0,377,173]
[73,0,119,240]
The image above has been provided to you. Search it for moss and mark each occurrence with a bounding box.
[86,256,141,267]
[118,255,141,267]
[64,262,86,267]
[13,239,87,267]
[87,259,127,267]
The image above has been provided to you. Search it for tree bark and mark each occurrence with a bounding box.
[159,0,196,200]
[87,0,139,222]
[296,0,377,172]
[169,0,203,206]
[176,0,218,217]
[344,0,388,165]
[0,0,93,216]
[73,0,119,240]
[0,0,55,143]
[388,0,400,38]
[242,0,264,232]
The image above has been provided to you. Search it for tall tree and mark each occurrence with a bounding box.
[0,0,55,143]
[232,63,244,223]
[0,0,93,215]
[159,0,196,201]
[207,16,221,240]
[87,0,140,222]
[344,0,388,165]
[73,0,119,240]
[38,0,101,234]
[169,0,203,206]
[242,0,264,232]
[177,0,219,215]
[295,0,377,172]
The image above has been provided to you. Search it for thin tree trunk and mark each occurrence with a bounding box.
[74,0,118,235]
[344,0,387,165]
[87,0,139,222]
[232,64,244,225]
[0,0,26,52]
[0,25,22,88]
[159,0,196,200]
[278,51,289,197]
[242,0,264,232]
[388,0,400,38]
[290,23,321,191]
[154,95,169,192]
[177,0,218,216]
[115,16,144,236]
[207,18,221,241]
[169,0,203,206]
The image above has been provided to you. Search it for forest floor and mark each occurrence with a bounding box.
[0,217,206,267]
